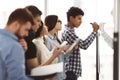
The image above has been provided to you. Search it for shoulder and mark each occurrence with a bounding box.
[6,37,23,51]
[44,35,51,42]
[32,38,43,48]
[32,38,38,44]
[44,35,49,39]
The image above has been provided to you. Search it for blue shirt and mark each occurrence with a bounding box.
[45,33,66,80]
[0,29,33,80]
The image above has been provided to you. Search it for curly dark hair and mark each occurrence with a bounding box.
[67,6,84,21]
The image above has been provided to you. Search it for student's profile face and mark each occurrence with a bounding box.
[71,15,83,28]
[55,20,62,31]
[16,22,31,38]
[32,15,41,32]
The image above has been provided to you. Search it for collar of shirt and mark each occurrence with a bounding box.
[65,25,75,32]
[0,29,18,41]
[47,33,56,40]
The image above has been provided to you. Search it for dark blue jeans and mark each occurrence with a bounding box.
[65,71,77,80]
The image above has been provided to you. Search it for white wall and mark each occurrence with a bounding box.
[0,0,45,28]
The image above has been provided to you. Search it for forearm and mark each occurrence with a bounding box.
[79,32,96,49]
[26,58,39,69]
[101,31,113,48]
[40,54,57,66]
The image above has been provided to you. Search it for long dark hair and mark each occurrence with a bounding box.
[45,15,58,32]
[55,33,61,44]
[35,21,43,38]
[45,15,62,44]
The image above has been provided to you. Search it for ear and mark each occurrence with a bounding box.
[70,16,74,21]
[13,21,20,30]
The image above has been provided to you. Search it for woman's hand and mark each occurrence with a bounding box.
[52,46,62,57]
[62,44,70,52]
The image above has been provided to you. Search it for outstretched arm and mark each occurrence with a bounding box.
[78,22,99,49]
[99,23,113,48]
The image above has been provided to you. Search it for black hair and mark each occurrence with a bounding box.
[45,15,58,32]
[25,5,42,17]
[67,6,84,21]
[35,21,43,38]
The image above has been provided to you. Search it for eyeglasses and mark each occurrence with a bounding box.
[57,20,62,24]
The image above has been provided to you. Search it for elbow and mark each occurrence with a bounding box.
[81,45,89,50]
[83,47,88,50]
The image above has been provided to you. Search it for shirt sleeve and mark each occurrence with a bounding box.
[78,32,97,49]
[6,44,33,80]
[62,30,97,50]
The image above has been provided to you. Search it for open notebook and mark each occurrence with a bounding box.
[29,38,80,76]
[57,38,80,54]
[65,38,80,54]
[30,62,63,76]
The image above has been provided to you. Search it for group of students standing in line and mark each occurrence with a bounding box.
[0,5,99,80]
